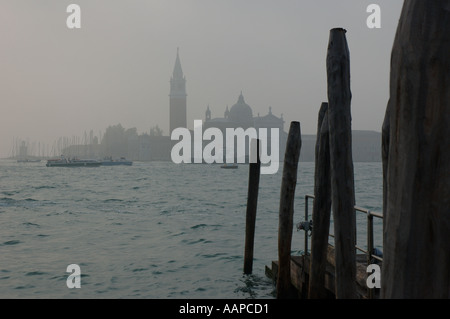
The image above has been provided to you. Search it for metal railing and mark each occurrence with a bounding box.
[301,194,383,299]
[302,194,383,265]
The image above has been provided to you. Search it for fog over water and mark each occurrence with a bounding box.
[0,1,403,158]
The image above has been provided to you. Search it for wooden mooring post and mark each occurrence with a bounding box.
[382,104,390,221]
[326,28,357,299]
[308,102,332,299]
[277,121,301,299]
[243,139,261,275]
[381,1,450,298]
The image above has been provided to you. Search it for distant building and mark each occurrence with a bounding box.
[204,92,285,132]
[169,48,187,135]
[61,49,381,163]
[138,134,171,161]
[167,49,288,163]
[298,131,382,162]
[131,49,186,161]
[203,92,287,162]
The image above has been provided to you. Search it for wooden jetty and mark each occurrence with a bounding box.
[256,26,385,299]
[245,1,449,299]
[267,27,370,299]
[265,190,383,299]
[265,245,381,299]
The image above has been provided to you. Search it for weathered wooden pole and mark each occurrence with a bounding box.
[382,102,390,221]
[326,28,357,299]
[243,139,260,275]
[308,102,332,299]
[382,1,450,299]
[277,121,301,299]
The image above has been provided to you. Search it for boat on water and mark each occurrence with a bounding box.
[46,155,101,167]
[100,156,133,166]
[220,163,238,169]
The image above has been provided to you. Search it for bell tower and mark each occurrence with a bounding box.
[169,48,187,134]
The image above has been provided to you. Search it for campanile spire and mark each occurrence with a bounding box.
[169,48,187,134]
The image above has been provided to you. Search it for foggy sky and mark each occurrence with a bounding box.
[0,1,403,158]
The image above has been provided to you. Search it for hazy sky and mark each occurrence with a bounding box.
[0,1,404,158]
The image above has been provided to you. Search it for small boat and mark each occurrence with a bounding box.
[220,163,238,169]
[100,156,133,166]
[46,155,101,167]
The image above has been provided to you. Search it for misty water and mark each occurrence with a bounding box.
[0,159,382,298]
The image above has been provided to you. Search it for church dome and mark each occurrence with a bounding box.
[229,92,253,124]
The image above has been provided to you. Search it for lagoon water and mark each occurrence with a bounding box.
[0,159,383,298]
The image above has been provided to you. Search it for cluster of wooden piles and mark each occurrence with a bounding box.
[243,1,450,299]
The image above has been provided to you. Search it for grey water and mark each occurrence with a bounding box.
[0,159,382,298]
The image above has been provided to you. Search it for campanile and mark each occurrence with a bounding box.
[169,48,187,134]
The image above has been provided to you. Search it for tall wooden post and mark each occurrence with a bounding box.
[308,102,332,299]
[326,28,357,299]
[382,1,450,298]
[382,103,390,221]
[243,139,260,275]
[277,121,301,299]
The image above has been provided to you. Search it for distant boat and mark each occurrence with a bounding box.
[100,156,133,166]
[220,163,238,169]
[46,155,101,167]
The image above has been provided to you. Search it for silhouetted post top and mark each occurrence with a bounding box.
[330,27,347,33]
[328,29,350,54]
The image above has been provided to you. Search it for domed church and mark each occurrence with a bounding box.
[204,92,285,133]
[203,92,287,163]
[166,48,287,164]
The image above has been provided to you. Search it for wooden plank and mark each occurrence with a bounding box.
[326,27,357,298]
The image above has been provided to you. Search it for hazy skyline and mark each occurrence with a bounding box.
[0,1,403,158]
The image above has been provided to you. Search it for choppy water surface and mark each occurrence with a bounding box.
[0,160,382,298]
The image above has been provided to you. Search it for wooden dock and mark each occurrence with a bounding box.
[265,245,381,299]
[246,2,449,298]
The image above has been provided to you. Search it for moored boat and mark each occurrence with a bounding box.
[100,156,133,166]
[46,155,101,167]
